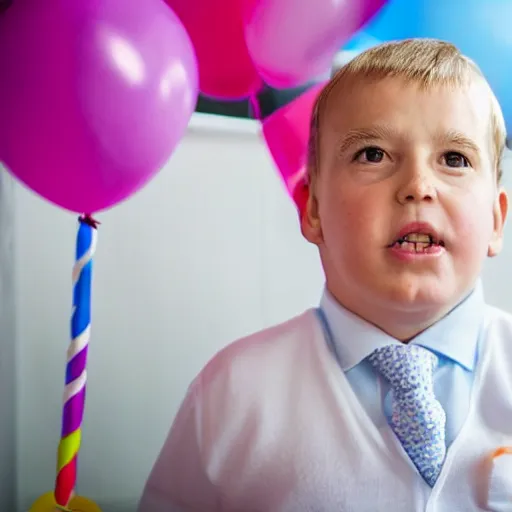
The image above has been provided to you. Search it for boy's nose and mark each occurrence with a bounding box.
[396,174,437,205]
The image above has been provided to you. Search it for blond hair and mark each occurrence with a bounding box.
[307,38,506,186]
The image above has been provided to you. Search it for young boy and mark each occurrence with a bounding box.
[138,38,512,511]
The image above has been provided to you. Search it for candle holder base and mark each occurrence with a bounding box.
[29,492,101,512]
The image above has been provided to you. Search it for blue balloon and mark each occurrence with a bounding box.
[363,0,512,136]
[337,32,381,68]
[343,31,381,53]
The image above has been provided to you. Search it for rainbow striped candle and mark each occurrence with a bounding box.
[54,215,98,508]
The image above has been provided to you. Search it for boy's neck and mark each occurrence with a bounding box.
[325,284,472,343]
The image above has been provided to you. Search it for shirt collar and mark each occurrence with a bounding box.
[320,280,485,372]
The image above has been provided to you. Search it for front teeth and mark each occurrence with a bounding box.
[401,233,432,243]
[393,232,445,251]
[397,241,432,252]
[405,233,432,244]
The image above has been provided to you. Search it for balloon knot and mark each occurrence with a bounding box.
[249,94,262,121]
[79,214,100,229]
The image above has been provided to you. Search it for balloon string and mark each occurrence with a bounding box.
[79,214,100,229]
[249,94,262,121]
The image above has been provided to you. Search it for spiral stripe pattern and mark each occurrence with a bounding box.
[54,218,97,508]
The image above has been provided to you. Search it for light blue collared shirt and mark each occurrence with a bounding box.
[318,282,485,448]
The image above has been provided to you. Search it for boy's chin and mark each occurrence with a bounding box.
[376,275,460,312]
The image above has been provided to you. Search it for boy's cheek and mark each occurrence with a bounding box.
[445,193,495,239]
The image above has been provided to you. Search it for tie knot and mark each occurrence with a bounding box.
[368,344,438,391]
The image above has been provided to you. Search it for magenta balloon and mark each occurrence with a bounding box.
[262,83,325,200]
[0,0,198,213]
[245,0,388,89]
[166,0,262,100]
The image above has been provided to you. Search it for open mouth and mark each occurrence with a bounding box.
[389,232,445,253]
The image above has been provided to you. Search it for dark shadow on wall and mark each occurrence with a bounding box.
[195,84,314,121]
[0,169,17,510]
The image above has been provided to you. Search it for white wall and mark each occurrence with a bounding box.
[14,114,324,511]
[481,147,512,309]
[12,114,512,511]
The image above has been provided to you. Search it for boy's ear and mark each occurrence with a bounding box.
[300,183,323,245]
[488,187,508,257]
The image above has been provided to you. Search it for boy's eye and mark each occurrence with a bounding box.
[354,147,385,163]
[442,151,469,168]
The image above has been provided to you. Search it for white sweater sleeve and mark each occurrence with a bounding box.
[137,377,220,512]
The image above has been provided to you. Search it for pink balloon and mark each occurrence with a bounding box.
[245,0,388,88]
[0,0,198,214]
[262,83,325,212]
[166,0,262,100]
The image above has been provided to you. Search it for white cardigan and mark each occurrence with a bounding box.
[138,305,512,511]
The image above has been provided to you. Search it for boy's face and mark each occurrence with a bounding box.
[303,77,508,335]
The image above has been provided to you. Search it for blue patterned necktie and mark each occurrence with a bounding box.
[368,344,446,487]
